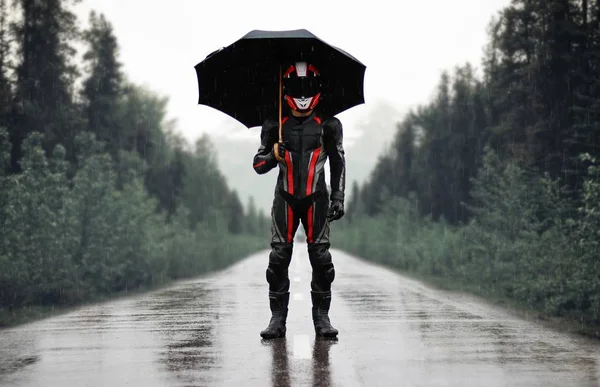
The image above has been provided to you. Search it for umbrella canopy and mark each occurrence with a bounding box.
[195,29,366,129]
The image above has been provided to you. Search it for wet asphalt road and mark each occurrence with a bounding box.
[1,248,600,387]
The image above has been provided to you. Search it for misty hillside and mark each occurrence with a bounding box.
[210,101,404,214]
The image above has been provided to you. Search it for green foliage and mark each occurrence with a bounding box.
[358,65,486,224]
[81,11,124,161]
[9,0,81,170]
[571,153,600,318]
[340,0,600,330]
[0,5,267,320]
[0,133,75,306]
[0,131,266,313]
[0,0,10,124]
[338,148,600,326]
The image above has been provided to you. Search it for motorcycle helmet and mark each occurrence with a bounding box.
[282,61,322,112]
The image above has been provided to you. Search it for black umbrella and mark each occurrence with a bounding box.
[194,29,366,141]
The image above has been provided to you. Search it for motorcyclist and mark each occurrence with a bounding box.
[253,61,346,339]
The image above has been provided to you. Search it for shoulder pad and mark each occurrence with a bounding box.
[322,117,343,132]
[261,118,278,133]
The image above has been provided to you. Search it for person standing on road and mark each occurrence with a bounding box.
[252,61,346,339]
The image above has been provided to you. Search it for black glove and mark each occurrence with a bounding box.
[273,141,289,160]
[327,199,345,222]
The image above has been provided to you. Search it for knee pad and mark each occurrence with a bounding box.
[307,243,330,260]
[266,243,293,292]
[308,243,335,290]
[308,243,332,269]
[266,267,277,285]
[266,264,290,292]
[313,263,335,285]
[324,265,335,283]
[270,243,293,266]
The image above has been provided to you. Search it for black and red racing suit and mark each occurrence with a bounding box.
[253,110,345,295]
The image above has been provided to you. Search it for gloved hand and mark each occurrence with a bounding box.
[273,141,288,161]
[327,199,345,222]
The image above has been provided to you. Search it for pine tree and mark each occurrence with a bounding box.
[390,116,416,199]
[412,72,451,220]
[81,11,123,158]
[164,143,185,219]
[530,0,574,177]
[0,0,11,128]
[445,64,487,223]
[246,196,258,234]
[10,0,80,171]
[568,0,600,192]
[181,134,231,229]
[483,2,538,166]
[226,189,244,234]
[346,180,362,220]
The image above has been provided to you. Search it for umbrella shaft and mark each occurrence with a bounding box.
[279,65,283,143]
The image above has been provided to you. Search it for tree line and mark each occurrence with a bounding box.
[0,0,268,321]
[336,0,600,331]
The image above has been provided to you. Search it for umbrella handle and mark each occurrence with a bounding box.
[275,65,283,161]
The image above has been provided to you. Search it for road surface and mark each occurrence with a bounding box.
[1,249,599,386]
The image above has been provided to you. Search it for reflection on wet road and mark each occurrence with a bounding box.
[1,249,599,386]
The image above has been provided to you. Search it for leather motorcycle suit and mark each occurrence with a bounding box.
[253,110,346,294]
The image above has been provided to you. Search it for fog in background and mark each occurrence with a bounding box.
[73,0,511,213]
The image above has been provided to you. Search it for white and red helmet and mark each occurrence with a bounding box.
[282,61,322,112]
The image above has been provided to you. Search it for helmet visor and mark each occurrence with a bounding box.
[284,77,320,98]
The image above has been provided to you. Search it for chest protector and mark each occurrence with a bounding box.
[277,113,329,206]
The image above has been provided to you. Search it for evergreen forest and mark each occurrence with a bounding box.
[0,0,268,325]
[335,0,600,333]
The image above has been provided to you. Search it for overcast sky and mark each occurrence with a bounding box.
[73,0,511,144]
